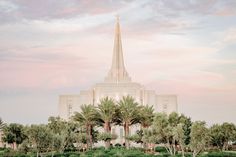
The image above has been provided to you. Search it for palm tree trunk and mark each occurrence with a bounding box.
[86,125,91,149]
[104,121,110,149]
[172,139,176,156]
[141,125,148,151]
[124,122,130,149]
[88,125,93,149]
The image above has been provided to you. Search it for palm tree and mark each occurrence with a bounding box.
[0,118,5,131]
[139,105,154,129]
[97,97,117,149]
[138,105,154,149]
[118,95,140,149]
[73,104,98,149]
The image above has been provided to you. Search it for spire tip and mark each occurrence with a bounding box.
[116,15,120,22]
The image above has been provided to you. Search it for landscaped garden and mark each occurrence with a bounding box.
[1,96,236,157]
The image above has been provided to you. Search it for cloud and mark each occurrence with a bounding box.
[0,0,133,24]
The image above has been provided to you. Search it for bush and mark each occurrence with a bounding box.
[114,143,122,147]
[51,152,80,157]
[175,153,192,157]
[84,147,155,157]
[0,147,6,151]
[93,146,105,150]
[1,150,31,157]
[155,146,168,153]
[203,152,236,157]
[69,155,79,157]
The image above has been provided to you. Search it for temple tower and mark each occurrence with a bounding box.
[105,17,131,83]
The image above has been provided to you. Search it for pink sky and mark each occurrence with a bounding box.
[0,0,236,124]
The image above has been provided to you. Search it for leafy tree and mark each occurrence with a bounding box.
[18,138,31,153]
[209,124,224,149]
[209,123,236,151]
[2,123,27,149]
[167,112,180,155]
[173,123,186,157]
[97,97,117,149]
[118,95,140,149]
[27,124,53,157]
[48,116,66,134]
[221,122,236,150]
[73,104,98,149]
[142,128,158,152]
[144,112,185,155]
[190,121,210,157]
[151,113,175,155]
[179,114,192,145]
[168,112,179,127]
[47,117,77,153]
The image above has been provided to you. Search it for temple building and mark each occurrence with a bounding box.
[58,17,178,145]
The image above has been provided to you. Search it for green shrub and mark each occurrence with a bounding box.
[69,155,79,157]
[51,152,80,157]
[175,153,192,157]
[155,153,171,157]
[204,152,236,157]
[93,146,105,150]
[0,147,6,151]
[155,146,168,153]
[1,150,31,157]
[114,143,122,147]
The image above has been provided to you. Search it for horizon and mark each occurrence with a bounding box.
[0,0,236,125]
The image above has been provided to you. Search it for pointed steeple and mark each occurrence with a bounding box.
[105,16,131,83]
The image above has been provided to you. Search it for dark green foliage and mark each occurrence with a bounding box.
[201,152,236,157]
[179,114,192,145]
[114,143,122,147]
[155,153,171,157]
[48,152,80,157]
[2,123,27,147]
[0,149,31,157]
[84,148,155,157]
[155,146,168,153]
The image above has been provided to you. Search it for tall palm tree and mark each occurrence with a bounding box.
[118,95,140,149]
[138,105,154,149]
[73,104,98,149]
[0,118,5,131]
[97,97,117,149]
[139,105,154,129]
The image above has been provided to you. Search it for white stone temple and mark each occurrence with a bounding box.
[58,17,178,145]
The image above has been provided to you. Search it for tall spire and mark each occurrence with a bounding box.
[105,16,131,83]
